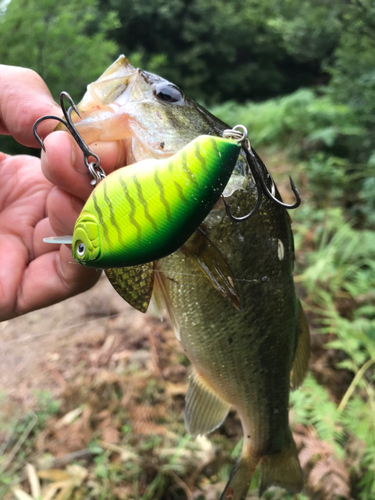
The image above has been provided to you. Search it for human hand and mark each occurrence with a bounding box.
[0,65,125,320]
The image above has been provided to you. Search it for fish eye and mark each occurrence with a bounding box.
[153,83,183,103]
[77,241,86,257]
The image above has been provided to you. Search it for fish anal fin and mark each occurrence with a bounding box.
[184,370,230,437]
[259,438,303,496]
[153,265,180,340]
[290,302,310,389]
[183,227,241,311]
[105,263,154,313]
[220,443,258,500]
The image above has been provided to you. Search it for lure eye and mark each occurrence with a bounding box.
[154,83,183,103]
[76,241,86,257]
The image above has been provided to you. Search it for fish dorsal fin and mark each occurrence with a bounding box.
[184,370,230,437]
[153,265,180,340]
[182,228,241,311]
[105,263,154,313]
[290,302,310,389]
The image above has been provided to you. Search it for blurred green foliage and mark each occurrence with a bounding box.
[0,0,118,155]
[95,0,322,104]
[0,0,118,101]
[292,207,375,498]
[265,0,375,226]
[211,90,361,153]
[212,89,374,226]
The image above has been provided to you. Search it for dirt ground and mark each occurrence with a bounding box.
[0,275,157,408]
[1,273,241,500]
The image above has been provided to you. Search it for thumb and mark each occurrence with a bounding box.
[0,65,61,148]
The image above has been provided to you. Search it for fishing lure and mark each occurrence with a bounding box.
[34,93,241,268]
[34,93,301,271]
[70,134,240,268]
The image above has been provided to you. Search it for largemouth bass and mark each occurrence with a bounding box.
[72,55,310,499]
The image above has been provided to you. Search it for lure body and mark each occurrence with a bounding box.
[72,135,240,268]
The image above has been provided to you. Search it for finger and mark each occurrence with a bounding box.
[41,131,94,201]
[33,185,86,258]
[0,65,61,147]
[90,139,126,171]
[33,217,60,258]
[41,131,124,201]
[0,234,101,321]
[47,187,84,238]
[0,152,9,163]
[15,246,102,318]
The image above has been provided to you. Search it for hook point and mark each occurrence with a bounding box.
[60,91,81,119]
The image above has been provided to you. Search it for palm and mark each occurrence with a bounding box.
[0,154,49,253]
[0,152,99,320]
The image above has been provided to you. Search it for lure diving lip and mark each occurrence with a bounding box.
[44,235,73,244]
[45,134,241,268]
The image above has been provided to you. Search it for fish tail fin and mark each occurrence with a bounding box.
[220,445,258,500]
[259,438,303,497]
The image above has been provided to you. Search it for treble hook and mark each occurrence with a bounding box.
[33,91,106,186]
[245,146,301,210]
[221,125,301,222]
[222,180,262,222]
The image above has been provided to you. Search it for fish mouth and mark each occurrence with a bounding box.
[73,55,175,166]
[69,54,250,173]
[71,56,248,195]
[78,55,137,110]
[72,55,139,148]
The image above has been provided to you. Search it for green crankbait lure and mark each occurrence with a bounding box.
[72,135,240,268]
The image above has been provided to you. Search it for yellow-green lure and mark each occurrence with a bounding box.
[72,135,240,268]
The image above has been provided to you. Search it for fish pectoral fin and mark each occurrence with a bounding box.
[259,437,303,496]
[182,227,241,311]
[153,265,180,340]
[105,263,154,313]
[290,302,310,389]
[184,370,230,437]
